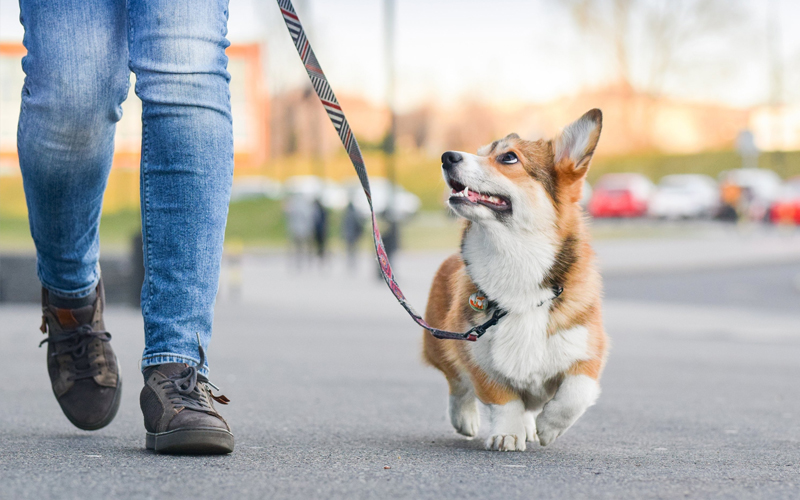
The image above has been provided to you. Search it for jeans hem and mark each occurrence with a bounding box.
[39,274,99,299]
[141,353,209,376]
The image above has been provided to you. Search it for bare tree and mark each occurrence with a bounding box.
[564,0,743,99]
[765,0,785,170]
[561,0,745,151]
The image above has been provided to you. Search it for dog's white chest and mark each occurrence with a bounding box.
[471,309,590,389]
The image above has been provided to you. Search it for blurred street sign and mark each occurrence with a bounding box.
[736,129,759,169]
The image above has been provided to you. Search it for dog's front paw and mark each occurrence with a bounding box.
[535,421,564,447]
[535,375,600,446]
[485,433,526,451]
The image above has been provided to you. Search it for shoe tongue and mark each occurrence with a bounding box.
[54,305,95,329]
[156,362,190,378]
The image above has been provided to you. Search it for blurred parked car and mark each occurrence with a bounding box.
[230,176,282,201]
[588,173,654,218]
[346,177,421,222]
[769,176,800,225]
[648,174,719,219]
[718,168,782,221]
[283,175,348,210]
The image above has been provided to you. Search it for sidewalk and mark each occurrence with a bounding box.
[591,224,800,275]
[217,229,800,312]
[2,255,798,499]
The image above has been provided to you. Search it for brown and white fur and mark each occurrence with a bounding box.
[422,109,608,451]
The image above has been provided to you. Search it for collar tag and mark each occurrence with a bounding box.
[468,292,488,312]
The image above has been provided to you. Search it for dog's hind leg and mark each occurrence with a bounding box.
[423,334,480,437]
[447,373,480,438]
[422,254,481,437]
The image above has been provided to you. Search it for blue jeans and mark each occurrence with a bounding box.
[17,0,234,375]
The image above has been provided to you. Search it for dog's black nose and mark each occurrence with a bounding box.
[441,151,463,170]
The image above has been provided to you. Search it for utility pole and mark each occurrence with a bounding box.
[300,0,325,180]
[767,0,784,173]
[381,0,400,262]
[384,0,397,194]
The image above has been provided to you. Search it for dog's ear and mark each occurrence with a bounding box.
[554,109,602,175]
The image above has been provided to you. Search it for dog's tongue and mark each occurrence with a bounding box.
[466,188,481,203]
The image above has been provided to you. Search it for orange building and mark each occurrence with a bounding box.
[0,42,269,215]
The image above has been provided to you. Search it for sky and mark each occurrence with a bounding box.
[2,0,799,111]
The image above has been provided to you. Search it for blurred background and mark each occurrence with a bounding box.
[1,0,800,303]
[3,4,800,494]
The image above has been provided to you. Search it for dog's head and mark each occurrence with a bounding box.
[442,109,602,229]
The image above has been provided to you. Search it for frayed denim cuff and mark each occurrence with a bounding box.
[40,275,100,300]
[141,353,209,376]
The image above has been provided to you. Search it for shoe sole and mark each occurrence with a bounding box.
[146,428,235,454]
[59,373,123,432]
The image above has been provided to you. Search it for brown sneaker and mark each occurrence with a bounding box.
[39,279,122,430]
[140,346,234,454]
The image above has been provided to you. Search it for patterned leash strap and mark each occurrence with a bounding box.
[277,0,504,341]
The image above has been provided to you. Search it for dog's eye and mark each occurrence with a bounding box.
[498,152,518,164]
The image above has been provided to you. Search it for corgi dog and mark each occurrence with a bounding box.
[422,109,608,452]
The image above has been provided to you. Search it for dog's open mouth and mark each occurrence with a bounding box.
[447,179,511,212]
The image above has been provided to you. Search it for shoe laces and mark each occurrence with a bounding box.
[39,325,112,381]
[158,344,229,413]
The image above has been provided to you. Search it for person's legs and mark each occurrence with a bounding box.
[127,0,234,375]
[128,0,234,454]
[18,0,130,297]
[18,0,129,430]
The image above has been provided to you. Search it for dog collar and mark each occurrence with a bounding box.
[468,285,563,313]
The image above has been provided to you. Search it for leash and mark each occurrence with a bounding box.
[277,0,556,341]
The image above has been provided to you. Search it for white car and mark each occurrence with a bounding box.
[718,168,782,221]
[346,177,421,221]
[718,168,782,203]
[283,175,348,210]
[648,174,719,219]
[230,176,282,201]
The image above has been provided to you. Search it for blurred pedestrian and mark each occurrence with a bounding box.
[285,194,315,267]
[719,181,741,222]
[18,0,234,454]
[342,201,364,269]
[312,198,329,261]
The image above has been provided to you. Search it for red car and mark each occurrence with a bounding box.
[769,178,800,225]
[588,173,655,218]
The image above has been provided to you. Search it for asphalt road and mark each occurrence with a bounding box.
[1,247,799,499]
[604,262,800,312]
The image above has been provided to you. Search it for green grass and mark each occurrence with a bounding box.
[399,211,462,250]
[3,149,799,252]
[224,199,462,251]
[98,210,143,251]
[0,217,33,251]
[0,200,463,252]
[0,203,725,255]
[224,198,287,246]
[591,150,800,183]
[343,149,800,211]
[0,210,144,253]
